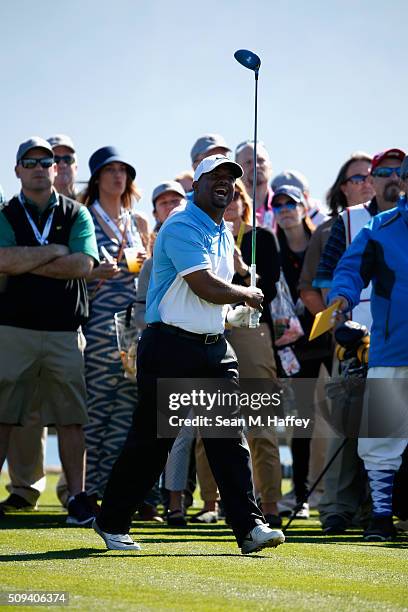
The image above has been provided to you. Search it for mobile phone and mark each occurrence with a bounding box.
[100,246,115,264]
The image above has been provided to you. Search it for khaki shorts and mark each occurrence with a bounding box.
[0,325,88,426]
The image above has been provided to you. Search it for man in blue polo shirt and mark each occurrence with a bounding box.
[94,155,285,554]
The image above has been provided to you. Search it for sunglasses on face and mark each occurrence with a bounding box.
[20,157,54,169]
[54,154,75,165]
[344,174,369,185]
[371,167,401,178]
[272,200,297,211]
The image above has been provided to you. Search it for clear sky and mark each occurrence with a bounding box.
[1,0,407,222]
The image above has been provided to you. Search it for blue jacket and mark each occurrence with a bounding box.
[328,197,408,367]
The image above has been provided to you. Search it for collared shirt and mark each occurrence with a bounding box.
[145,200,234,334]
[22,190,58,214]
[0,192,99,331]
[0,191,99,262]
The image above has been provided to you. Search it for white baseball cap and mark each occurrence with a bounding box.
[47,134,76,152]
[193,154,243,183]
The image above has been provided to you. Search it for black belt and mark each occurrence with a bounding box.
[148,322,222,345]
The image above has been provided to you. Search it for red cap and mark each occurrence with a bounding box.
[371,148,405,172]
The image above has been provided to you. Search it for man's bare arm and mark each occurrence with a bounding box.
[183,269,263,311]
[0,244,69,275]
[300,288,326,316]
[31,253,94,280]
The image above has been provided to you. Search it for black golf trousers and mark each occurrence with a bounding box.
[97,325,265,546]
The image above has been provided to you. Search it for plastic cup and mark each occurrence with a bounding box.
[124,247,143,273]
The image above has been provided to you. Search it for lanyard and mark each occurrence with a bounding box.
[18,192,55,245]
[92,201,138,247]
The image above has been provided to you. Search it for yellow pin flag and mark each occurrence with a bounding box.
[309,300,341,341]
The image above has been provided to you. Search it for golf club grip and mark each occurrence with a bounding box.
[248,264,258,328]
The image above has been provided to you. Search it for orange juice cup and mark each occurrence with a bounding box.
[124,247,144,273]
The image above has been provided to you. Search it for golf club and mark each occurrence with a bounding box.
[234,49,261,328]
[283,438,349,533]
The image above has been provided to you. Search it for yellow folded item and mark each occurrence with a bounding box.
[309,300,341,341]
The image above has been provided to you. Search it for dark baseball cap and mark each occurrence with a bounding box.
[272,185,304,205]
[371,149,405,172]
[16,137,54,163]
[190,134,231,164]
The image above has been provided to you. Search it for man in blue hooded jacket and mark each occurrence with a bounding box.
[328,156,408,541]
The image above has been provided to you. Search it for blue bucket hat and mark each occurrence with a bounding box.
[88,146,136,180]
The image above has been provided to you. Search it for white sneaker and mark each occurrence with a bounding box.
[295,503,310,519]
[241,523,285,555]
[93,519,141,551]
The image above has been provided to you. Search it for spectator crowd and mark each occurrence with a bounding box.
[0,132,407,543]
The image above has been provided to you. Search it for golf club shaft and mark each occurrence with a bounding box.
[251,72,258,261]
[283,438,349,533]
[248,71,259,328]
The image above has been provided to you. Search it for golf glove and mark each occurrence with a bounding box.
[226,305,261,328]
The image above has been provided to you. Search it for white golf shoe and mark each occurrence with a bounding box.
[241,523,285,554]
[93,519,141,551]
[295,503,310,519]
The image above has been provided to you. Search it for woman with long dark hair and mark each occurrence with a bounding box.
[299,152,373,318]
[326,152,374,217]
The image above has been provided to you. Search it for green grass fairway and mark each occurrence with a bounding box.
[1,475,407,611]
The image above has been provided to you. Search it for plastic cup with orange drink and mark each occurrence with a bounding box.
[124,247,145,274]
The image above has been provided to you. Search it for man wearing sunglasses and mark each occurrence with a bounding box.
[5,134,78,511]
[3,135,79,516]
[315,148,405,328]
[314,148,405,537]
[0,137,99,526]
[47,134,78,199]
[327,155,408,541]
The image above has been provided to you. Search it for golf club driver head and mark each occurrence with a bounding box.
[234,49,261,74]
